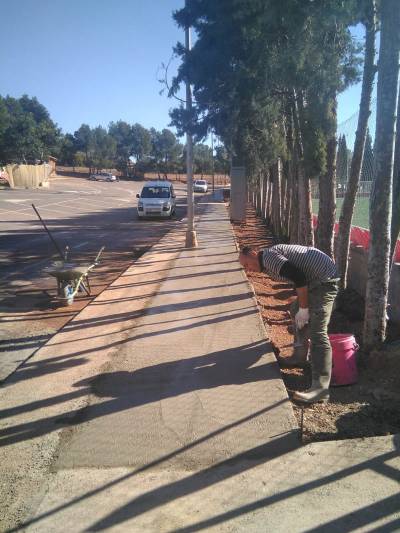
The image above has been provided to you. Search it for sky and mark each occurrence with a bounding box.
[1,0,367,137]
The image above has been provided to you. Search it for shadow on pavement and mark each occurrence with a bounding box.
[0,340,277,447]
[63,291,254,332]
[7,399,296,533]
[11,432,400,533]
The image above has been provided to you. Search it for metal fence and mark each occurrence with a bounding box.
[312,179,372,230]
[311,96,378,230]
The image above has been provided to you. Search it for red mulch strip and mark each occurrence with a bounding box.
[232,203,400,443]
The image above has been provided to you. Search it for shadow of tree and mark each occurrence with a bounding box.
[0,340,279,447]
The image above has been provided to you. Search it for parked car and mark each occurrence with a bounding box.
[89,171,117,182]
[193,179,208,193]
[136,181,176,218]
[0,170,10,185]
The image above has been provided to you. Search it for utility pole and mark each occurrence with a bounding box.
[185,2,198,248]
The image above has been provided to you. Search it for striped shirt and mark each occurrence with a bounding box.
[262,244,338,283]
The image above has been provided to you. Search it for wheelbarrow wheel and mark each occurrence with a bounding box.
[62,283,75,305]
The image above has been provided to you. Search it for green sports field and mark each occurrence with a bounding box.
[312,196,369,229]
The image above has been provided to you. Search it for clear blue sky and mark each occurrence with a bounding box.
[1,0,365,136]
[1,0,185,134]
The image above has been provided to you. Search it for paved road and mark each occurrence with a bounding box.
[0,175,189,380]
[2,200,398,533]
[0,199,299,532]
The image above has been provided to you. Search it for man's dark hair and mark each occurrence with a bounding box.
[240,245,265,271]
[241,245,253,255]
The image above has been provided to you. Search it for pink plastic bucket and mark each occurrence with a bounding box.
[329,334,359,386]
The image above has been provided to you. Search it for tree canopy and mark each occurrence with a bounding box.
[0,94,220,175]
[170,0,360,176]
[0,95,60,163]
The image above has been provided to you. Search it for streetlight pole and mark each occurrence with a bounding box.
[185,4,197,248]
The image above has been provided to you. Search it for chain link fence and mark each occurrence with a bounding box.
[311,98,377,230]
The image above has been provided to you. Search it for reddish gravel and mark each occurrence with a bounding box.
[232,203,400,443]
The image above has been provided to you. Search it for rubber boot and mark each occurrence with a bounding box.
[292,382,330,404]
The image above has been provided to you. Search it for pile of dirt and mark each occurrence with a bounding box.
[232,204,400,442]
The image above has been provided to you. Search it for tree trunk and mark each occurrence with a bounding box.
[261,168,268,220]
[263,172,269,220]
[364,0,400,351]
[315,120,337,257]
[289,174,299,243]
[337,2,377,287]
[283,157,292,239]
[298,167,314,245]
[285,102,296,241]
[289,140,300,244]
[256,172,262,217]
[294,92,314,245]
[390,85,400,261]
[259,171,265,219]
[279,158,287,237]
[266,168,273,224]
[253,177,258,213]
[272,160,282,236]
[269,165,275,229]
[289,136,300,242]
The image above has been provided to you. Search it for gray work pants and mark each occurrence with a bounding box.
[290,279,338,388]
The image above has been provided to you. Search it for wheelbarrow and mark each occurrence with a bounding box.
[31,204,106,306]
[45,246,104,306]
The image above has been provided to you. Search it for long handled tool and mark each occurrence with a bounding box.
[32,203,66,259]
[32,204,105,305]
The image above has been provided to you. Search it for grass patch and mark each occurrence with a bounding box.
[312,197,369,229]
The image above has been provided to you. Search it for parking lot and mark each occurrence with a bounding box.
[0,175,188,380]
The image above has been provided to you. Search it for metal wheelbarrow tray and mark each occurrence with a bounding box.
[45,247,104,306]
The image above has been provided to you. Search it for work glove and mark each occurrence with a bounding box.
[295,307,310,330]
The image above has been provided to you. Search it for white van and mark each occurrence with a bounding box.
[194,179,208,192]
[136,181,176,218]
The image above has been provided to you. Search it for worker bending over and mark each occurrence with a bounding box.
[239,244,339,404]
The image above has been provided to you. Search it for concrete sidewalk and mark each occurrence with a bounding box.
[0,198,399,532]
